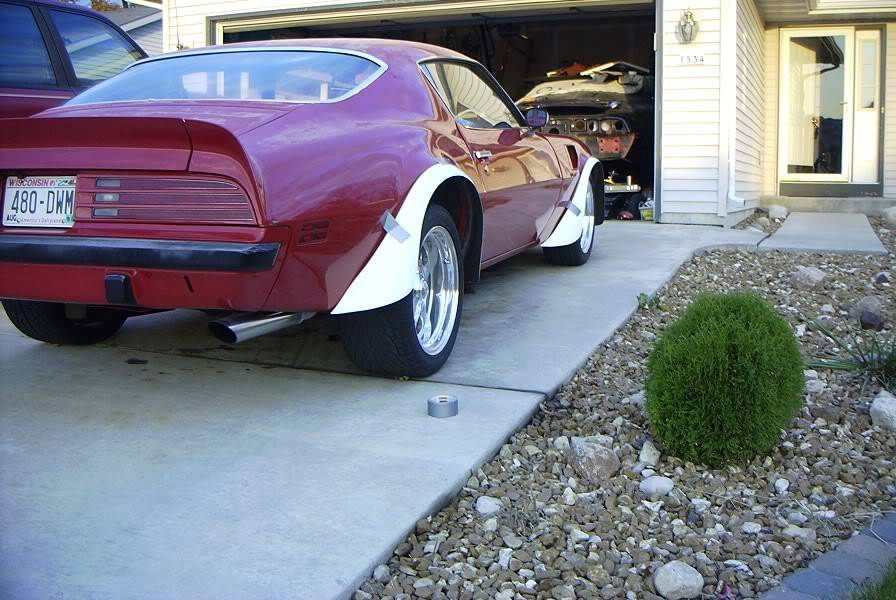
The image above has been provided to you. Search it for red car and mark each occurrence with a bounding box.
[0,39,604,376]
[0,0,146,118]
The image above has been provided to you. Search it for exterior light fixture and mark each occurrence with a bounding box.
[678,9,698,44]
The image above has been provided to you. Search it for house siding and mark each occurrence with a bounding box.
[885,23,896,199]
[659,0,724,224]
[131,20,163,56]
[734,0,763,206]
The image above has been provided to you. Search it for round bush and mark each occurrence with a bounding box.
[645,292,804,465]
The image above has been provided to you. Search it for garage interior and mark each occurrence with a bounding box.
[222,3,657,220]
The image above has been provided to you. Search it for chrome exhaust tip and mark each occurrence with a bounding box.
[208,311,315,344]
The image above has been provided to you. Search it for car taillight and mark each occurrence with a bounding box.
[75,176,257,225]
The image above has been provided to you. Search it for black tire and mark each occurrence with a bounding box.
[2,300,127,345]
[340,205,463,377]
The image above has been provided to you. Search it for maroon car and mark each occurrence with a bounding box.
[0,39,604,376]
[0,0,145,118]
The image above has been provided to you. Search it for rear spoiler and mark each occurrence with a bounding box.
[0,116,262,213]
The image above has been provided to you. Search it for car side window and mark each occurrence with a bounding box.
[49,9,143,87]
[0,3,57,88]
[423,62,521,129]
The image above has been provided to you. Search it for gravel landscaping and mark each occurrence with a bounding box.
[354,218,895,600]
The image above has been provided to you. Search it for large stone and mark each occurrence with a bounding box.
[653,560,704,599]
[639,439,661,466]
[883,205,896,227]
[768,205,789,220]
[640,476,675,499]
[790,266,826,289]
[566,437,621,484]
[783,525,816,546]
[775,478,790,495]
[475,495,504,516]
[372,564,391,583]
[850,296,885,331]
[870,391,896,431]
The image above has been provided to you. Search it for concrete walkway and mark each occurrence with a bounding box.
[0,217,883,599]
[759,211,888,255]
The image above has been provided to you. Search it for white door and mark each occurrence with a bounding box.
[853,30,881,184]
[779,28,853,182]
[779,27,882,186]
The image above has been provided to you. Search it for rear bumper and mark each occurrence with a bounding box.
[0,233,287,311]
[0,235,279,272]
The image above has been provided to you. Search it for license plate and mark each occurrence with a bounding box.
[3,176,76,228]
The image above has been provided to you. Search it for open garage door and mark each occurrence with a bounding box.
[214,1,657,220]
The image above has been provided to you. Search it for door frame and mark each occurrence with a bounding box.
[777,24,886,197]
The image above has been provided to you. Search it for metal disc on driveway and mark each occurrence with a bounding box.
[428,394,458,418]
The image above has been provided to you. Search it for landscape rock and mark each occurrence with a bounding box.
[566,437,621,484]
[768,205,789,220]
[372,564,390,583]
[741,522,762,535]
[805,379,825,394]
[639,439,661,466]
[790,266,826,288]
[870,391,896,431]
[850,295,885,331]
[653,560,704,599]
[783,525,817,546]
[774,478,790,495]
[640,476,675,498]
[552,436,570,451]
[874,271,890,285]
[884,205,896,227]
[475,495,503,516]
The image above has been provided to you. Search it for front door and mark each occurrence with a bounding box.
[779,27,882,188]
[421,60,562,261]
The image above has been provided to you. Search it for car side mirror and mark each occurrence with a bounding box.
[525,107,548,129]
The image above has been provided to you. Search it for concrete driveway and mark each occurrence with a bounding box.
[0,222,766,599]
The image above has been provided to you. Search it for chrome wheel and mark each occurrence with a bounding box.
[580,183,596,252]
[413,225,460,356]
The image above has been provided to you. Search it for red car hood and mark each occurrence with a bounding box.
[38,100,294,136]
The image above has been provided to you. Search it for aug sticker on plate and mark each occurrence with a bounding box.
[3,176,76,228]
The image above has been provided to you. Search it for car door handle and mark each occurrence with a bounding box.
[474,150,493,161]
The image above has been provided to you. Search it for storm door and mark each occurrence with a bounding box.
[779,27,883,191]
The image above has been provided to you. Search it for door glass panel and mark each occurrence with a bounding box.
[859,39,878,109]
[422,62,520,129]
[786,35,846,175]
[49,10,143,87]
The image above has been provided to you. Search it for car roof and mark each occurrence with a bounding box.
[153,38,473,65]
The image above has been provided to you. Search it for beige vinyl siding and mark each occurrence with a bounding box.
[659,0,723,222]
[734,0,763,206]
[761,27,778,196]
[885,23,896,199]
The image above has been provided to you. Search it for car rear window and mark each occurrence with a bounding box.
[0,3,56,87]
[67,50,384,105]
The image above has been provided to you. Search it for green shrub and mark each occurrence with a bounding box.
[645,292,804,465]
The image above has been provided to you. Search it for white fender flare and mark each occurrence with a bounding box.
[331,163,473,315]
[541,157,600,248]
